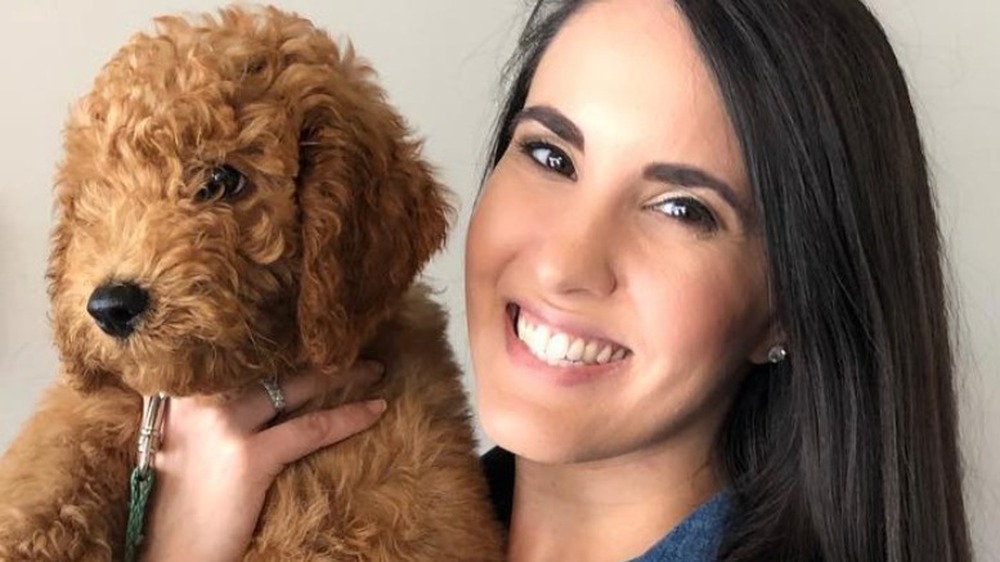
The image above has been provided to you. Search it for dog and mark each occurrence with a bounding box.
[0,6,504,560]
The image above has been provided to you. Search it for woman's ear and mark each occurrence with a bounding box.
[291,47,453,373]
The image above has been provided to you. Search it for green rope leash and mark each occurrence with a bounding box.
[124,392,168,562]
[125,467,156,562]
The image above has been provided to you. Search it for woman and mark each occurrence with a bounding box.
[146,0,972,560]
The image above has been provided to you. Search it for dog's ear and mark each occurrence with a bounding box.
[290,47,452,373]
[47,184,118,393]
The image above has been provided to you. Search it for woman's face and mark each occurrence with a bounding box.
[466,0,777,464]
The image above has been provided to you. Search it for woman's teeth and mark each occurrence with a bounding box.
[516,312,628,366]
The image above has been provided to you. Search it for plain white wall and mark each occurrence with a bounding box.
[0,1,996,559]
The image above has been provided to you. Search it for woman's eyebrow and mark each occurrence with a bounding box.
[644,163,751,223]
[513,105,585,151]
[513,105,751,225]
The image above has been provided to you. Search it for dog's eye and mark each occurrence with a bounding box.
[195,165,250,202]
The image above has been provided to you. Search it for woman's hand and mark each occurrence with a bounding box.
[141,362,387,562]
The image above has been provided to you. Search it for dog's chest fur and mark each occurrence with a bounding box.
[247,287,503,559]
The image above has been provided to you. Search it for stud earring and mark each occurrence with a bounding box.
[767,345,788,364]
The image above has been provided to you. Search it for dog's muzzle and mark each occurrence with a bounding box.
[87,282,150,339]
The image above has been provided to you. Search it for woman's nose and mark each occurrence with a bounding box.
[532,208,619,298]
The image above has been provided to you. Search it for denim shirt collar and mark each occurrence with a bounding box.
[628,491,731,562]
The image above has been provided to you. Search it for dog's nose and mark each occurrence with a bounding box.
[87,282,150,339]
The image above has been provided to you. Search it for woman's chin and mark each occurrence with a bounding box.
[478,396,589,464]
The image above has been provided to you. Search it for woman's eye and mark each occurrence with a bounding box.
[652,197,718,232]
[195,165,250,202]
[519,140,576,178]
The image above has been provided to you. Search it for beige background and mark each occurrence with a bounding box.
[0,1,995,559]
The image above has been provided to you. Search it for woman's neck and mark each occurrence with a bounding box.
[506,438,723,562]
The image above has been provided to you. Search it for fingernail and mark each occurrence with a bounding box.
[366,399,387,415]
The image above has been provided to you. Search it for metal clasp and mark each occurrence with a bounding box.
[136,392,169,474]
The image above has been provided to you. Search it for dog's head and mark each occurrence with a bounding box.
[48,6,451,396]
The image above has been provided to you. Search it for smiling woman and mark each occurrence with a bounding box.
[468,2,782,559]
[468,0,771,470]
[470,0,973,560]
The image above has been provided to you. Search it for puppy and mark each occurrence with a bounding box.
[0,6,504,561]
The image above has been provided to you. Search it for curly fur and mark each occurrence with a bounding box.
[0,6,504,560]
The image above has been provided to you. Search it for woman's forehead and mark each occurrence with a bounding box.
[524,0,746,191]
[529,0,718,123]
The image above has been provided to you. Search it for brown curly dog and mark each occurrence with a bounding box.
[0,6,504,561]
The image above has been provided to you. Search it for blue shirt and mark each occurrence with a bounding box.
[628,491,730,561]
[482,448,731,562]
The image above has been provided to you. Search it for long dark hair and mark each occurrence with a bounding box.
[483,1,972,560]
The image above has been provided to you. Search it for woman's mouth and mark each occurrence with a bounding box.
[507,304,631,367]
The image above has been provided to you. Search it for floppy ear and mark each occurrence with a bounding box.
[291,47,452,373]
[47,178,117,393]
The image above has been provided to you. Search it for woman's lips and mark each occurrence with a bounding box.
[503,303,630,385]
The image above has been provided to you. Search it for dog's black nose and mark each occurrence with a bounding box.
[87,282,150,339]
